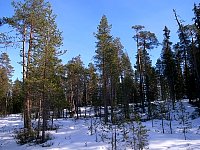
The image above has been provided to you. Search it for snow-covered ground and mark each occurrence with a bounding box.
[0,100,200,150]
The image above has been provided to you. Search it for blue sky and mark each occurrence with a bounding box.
[0,0,199,80]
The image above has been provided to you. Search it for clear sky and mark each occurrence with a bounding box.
[0,0,199,81]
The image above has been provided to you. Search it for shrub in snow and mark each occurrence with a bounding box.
[14,128,37,145]
[14,127,55,145]
[177,101,192,140]
[128,113,149,150]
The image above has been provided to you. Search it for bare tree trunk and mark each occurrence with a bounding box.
[103,56,108,123]
[37,97,42,140]
[22,25,27,128]
[41,54,47,143]
[26,24,34,131]
[110,79,114,123]
[42,27,49,143]
[162,117,165,134]
[139,50,145,113]
[22,25,31,131]
[23,22,33,132]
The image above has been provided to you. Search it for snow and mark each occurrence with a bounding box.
[0,100,200,150]
[0,115,109,150]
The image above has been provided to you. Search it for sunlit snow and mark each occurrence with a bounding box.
[0,100,200,150]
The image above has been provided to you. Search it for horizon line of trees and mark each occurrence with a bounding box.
[0,0,200,144]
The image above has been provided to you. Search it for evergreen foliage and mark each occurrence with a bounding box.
[1,0,200,148]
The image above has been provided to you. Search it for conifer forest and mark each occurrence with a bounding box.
[0,1,200,150]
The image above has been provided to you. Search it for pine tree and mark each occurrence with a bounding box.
[173,9,200,103]
[0,52,13,115]
[0,17,13,47]
[120,52,134,120]
[12,79,23,114]
[36,8,63,142]
[109,37,123,123]
[130,112,149,150]
[174,46,184,100]
[192,4,200,108]
[94,15,113,124]
[65,55,85,118]
[9,0,49,132]
[161,26,176,109]
[155,58,169,101]
[132,25,159,113]
[87,63,99,116]
[8,0,63,142]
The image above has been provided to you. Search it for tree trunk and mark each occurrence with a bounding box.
[37,98,42,140]
[42,27,49,143]
[103,57,108,123]
[22,25,31,131]
[139,50,145,113]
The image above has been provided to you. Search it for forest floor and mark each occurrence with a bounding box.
[0,99,200,150]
